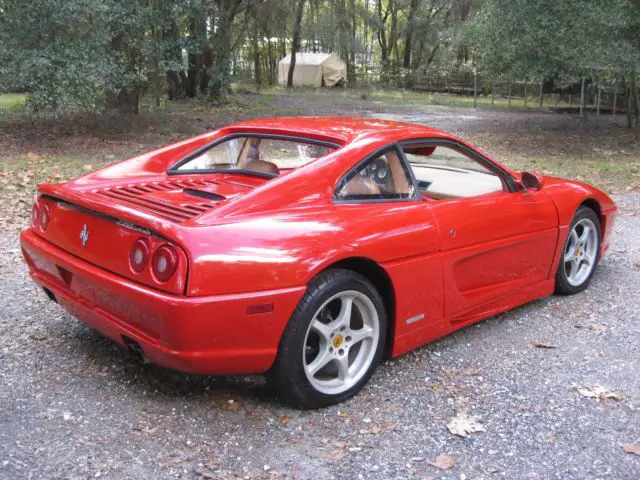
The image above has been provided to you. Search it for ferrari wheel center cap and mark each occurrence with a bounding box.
[332,335,344,348]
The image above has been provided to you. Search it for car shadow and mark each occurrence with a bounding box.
[57,316,284,409]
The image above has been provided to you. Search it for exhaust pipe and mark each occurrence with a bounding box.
[43,287,57,303]
[122,336,151,364]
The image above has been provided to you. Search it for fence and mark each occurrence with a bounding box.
[232,59,629,117]
[350,70,629,116]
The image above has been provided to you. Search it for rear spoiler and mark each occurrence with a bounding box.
[38,183,187,245]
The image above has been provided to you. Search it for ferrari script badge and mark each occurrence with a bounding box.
[80,224,89,248]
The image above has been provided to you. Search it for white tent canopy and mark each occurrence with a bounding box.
[278,52,346,87]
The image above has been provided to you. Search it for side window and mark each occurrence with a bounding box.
[402,144,505,200]
[336,148,416,201]
[178,138,243,170]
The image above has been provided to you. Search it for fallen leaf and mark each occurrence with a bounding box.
[574,322,607,331]
[446,412,485,437]
[622,444,640,456]
[575,385,624,403]
[427,455,455,470]
[322,448,347,461]
[531,342,557,349]
[278,415,292,425]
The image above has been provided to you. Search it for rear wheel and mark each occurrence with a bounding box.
[555,207,601,295]
[269,269,386,408]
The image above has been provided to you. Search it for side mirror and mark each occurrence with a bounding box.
[521,171,545,191]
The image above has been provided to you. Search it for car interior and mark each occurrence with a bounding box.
[177,136,505,201]
[340,150,412,197]
[403,145,505,199]
[237,138,281,175]
[176,136,335,175]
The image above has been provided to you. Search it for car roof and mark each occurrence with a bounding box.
[225,116,453,145]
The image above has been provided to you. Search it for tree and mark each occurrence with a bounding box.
[469,0,640,128]
[288,0,307,86]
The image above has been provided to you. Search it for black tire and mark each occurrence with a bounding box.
[268,269,387,409]
[554,206,601,295]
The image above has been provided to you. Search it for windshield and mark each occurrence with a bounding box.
[172,136,337,177]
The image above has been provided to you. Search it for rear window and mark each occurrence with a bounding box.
[171,135,337,177]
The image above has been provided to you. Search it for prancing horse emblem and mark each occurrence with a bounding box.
[80,224,89,248]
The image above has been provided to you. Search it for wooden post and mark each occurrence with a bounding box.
[627,83,633,129]
[473,73,477,108]
[539,76,544,108]
[613,91,617,118]
[524,84,528,107]
[508,82,512,107]
[491,82,495,107]
[579,77,585,117]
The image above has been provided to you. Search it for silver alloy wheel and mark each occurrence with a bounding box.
[302,290,380,395]
[564,218,598,287]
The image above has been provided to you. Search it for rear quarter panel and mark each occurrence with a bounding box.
[185,201,441,296]
[185,200,445,352]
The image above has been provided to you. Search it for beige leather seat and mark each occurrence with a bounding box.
[341,175,381,196]
[385,151,411,195]
[245,159,279,176]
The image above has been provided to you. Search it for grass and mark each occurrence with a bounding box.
[0,93,26,112]
[0,87,637,230]
[504,154,640,193]
[232,84,574,110]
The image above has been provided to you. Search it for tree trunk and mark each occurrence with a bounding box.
[208,0,243,102]
[251,7,261,89]
[627,82,633,129]
[390,2,399,65]
[287,0,305,87]
[539,76,544,108]
[579,77,585,117]
[377,0,389,71]
[186,17,205,98]
[403,0,420,69]
[633,73,640,131]
[106,35,140,114]
[166,18,187,100]
[106,88,140,114]
[266,34,275,85]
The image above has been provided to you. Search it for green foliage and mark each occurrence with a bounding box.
[468,0,640,83]
[0,0,187,114]
[1,0,638,118]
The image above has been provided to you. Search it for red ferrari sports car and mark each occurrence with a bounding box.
[21,117,616,407]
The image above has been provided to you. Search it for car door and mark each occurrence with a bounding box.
[331,145,445,353]
[400,141,558,323]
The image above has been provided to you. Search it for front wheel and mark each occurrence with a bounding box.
[269,269,387,408]
[555,207,601,295]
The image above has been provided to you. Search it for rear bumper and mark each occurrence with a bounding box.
[20,228,305,375]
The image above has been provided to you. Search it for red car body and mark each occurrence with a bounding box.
[20,117,617,375]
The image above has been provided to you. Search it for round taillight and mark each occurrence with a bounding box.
[32,203,40,227]
[40,204,51,230]
[129,239,150,273]
[152,245,178,282]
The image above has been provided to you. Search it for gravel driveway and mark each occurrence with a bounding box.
[1,198,639,476]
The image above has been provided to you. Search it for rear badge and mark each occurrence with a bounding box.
[79,224,89,248]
